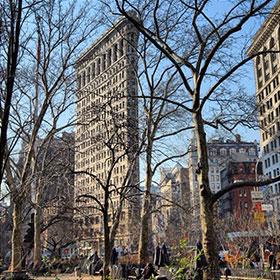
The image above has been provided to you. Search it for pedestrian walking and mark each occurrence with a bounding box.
[269,252,276,270]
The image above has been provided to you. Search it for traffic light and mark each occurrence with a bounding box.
[23,213,34,248]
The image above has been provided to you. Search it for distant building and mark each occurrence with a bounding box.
[0,203,11,262]
[74,17,140,255]
[247,1,280,224]
[154,164,190,245]
[187,135,258,241]
[40,132,75,257]
[19,132,75,257]
[220,161,257,218]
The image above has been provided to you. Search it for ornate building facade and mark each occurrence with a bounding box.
[247,1,280,224]
[187,135,258,242]
[74,17,139,255]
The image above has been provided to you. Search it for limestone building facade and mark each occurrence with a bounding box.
[155,164,190,245]
[247,1,280,224]
[74,17,139,255]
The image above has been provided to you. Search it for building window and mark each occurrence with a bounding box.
[82,71,86,87]
[87,67,90,83]
[209,149,217,156]
[113,44,118,62]
[248,148,256,156]
[107,49,112,67]
[239,148,246,154]
[97,58,101,75]
[256,55,261,66]
[119,39,124,57]
[91,63,95,79]
[102,54,106,71]
[77,75,81,89]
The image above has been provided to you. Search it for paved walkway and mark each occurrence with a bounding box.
[34,273,101,280]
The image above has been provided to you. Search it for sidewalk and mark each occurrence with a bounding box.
[34,273,101,280]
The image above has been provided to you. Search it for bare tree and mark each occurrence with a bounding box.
[2,0,102,274]
[0,0,23,186]
[132,36,193,264]
[74,88,142,277]
[32,133,74,271]
[111,1,280,278]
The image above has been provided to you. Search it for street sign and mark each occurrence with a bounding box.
[253,211,265,224]
[251,191,263,201]
[254,202,262,211]
[261,204,273,212]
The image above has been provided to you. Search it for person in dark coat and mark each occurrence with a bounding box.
[89,251,102,275]
[225,267,232,277]
[153,243,169,268]
[111,248,118,265]
[153,245,161,267]
[142,263,158,279]
[161,243,170,266]
[269,251,277,270]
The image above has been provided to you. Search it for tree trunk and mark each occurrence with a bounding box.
[11,200,22,272]
[103,209,111,279]
[138,131,153,265]
[33,199,41,272]
[193,111,219,280]
[0,0,22,185]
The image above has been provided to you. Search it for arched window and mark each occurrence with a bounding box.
[209,148,217,156]
[220,148,227,156]
[270,37,275,48]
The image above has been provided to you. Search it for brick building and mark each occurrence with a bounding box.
[188,135,258,241]
[220,161,256,218]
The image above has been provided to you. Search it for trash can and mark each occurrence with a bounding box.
[74,266,81,278]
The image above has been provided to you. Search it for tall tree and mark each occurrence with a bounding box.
[113,1,280,278]
[74,90,142,277]
[2,0,102,273]
[0,0,23,186]
[132,36,192,264]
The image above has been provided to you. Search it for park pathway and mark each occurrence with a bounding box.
[34,273,101,280]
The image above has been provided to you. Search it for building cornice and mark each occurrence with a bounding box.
[247,1,280,56]
[75,17,128,69]
[75,12,138,69]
